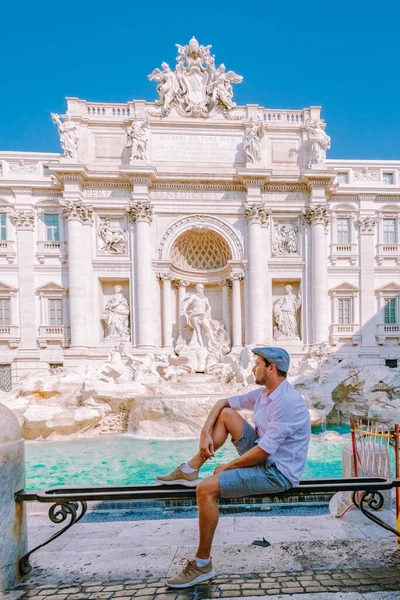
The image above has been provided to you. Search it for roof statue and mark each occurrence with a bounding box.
[148,37,243,117]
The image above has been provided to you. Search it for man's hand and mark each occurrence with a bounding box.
[213,463,229,475]
[199,431,215,459]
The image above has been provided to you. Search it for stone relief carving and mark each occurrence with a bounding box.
[272,222,299,256]
[304,119,331,167]
[243,119,263,164]
[98,218,127,254]
[126,116,148,162]
[9,159,38,173]
[101,285,130,340]
[51,113,79,159]
[175,283,230,373]
[60,200,93,223]
[302,204,330,228]
[353,168,379,181]
[148,37,242,117]
[358,216,377,233]
[273,285,301,340]
[244,203,270,224]
[126,201,154,224]
[10,210,35,230]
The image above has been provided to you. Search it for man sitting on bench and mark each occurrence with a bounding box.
[157,346,311,589]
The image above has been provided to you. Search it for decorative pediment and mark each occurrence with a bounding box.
[329,282,359,295]
[0,281,18,294]
[36,282,66,295]
[376,282,400,293]
[333,203,357,213]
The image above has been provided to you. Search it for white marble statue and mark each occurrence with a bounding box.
[175,283,230,372]
[304,119,331,166]
[273,285,301,340]
[272,222,299,256]
[148,62,180,112]
[97,342,127,382]
[101,285,130,340]
[243,119,263,163]
[148,37,242,117]
[51,112,79,159]
[98,218,127,254]
[126,117,148,161]
[122,348,169,383]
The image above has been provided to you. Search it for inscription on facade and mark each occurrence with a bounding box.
[95,136,125,159]
[150,190,246,200]
[151,134,244,163]
[84,189,131,198]
[271,141,298,164]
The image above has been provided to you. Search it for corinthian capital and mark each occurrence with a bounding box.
[10,210,35,230]
[302,204,330,228]
[358,216,376,233]
[244,203,270,225]
[126,201,154,224]
[60,200,93,223]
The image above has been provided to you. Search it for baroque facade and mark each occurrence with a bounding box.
[0,37,399,387]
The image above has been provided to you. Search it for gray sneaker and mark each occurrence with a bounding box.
[166,559,215,588]
[156,463,200,487]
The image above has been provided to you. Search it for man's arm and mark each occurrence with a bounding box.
[214,445,269,475]
[199,398,230,459]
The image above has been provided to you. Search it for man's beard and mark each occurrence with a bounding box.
[255,375,267,386]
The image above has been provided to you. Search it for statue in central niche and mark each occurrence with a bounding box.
[175,283,230,373]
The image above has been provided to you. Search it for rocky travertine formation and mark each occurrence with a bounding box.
[294,358,400,426]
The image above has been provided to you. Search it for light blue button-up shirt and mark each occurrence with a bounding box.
[228,379,311,486]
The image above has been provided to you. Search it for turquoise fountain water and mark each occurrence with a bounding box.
[25,428,351,490]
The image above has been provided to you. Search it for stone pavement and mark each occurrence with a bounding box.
[7,505,400,599]
[11,567,400,599]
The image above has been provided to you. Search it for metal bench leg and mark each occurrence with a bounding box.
[352,490,400,538]
[19,500,87,575]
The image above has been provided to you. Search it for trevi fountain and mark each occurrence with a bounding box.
[0,36,399,448]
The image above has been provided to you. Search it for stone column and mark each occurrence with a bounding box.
[127,201,155,348]
[178,280,189,315]
[303,205,330,345]
[358,215,379,360]
[231,272,243,350]
[0,404,27,592]
[82,219,94,346]
[244,203,270,345]
[159,273,173,350]
[10,209,37,349]
[60,199,93,348]
[220,279,231,337]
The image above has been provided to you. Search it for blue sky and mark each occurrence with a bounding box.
[1,0,399,159]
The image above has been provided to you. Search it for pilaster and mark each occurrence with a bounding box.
[126,174,156,348]
[10,202,38,358]
[60,182,93,350]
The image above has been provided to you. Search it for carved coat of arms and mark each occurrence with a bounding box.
[148,37,242,117]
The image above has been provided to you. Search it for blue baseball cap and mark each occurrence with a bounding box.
[252,347,290,373]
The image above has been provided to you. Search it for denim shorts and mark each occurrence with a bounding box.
[218,420,292,499]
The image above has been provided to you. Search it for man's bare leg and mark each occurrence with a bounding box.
[188,408,246,559]
[188,407,245,471]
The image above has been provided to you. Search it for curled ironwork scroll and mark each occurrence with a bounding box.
[352,489,400,537]
[19,500,87,575]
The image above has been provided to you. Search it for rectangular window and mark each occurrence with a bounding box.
[383,172,394,184]
[337,218,350,244]
[383,219,396,244]
[44,214,60,242]
[43,166,52,177]
[0,214,6,241]
[0,298,10,326]
[49,299,63,326]
[338,298,351,324]
[384,298,397,324]
[336,172,348,184]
